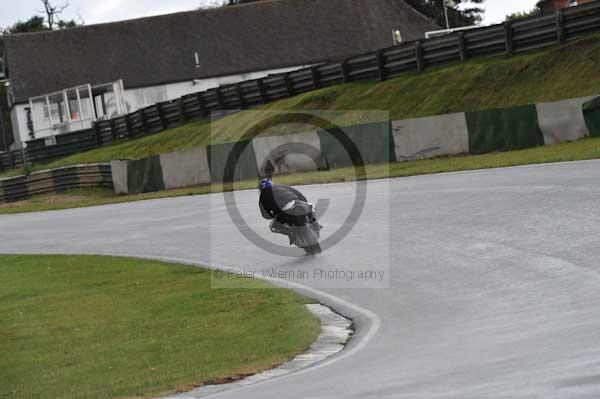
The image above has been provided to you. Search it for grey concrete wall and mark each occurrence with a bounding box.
[159,147,211,190]
[536,96,595,145]
[252,132,326,176]
[392,113,470,161]
[110,160,129,195]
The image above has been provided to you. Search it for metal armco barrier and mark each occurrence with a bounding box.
[0,164,113,203]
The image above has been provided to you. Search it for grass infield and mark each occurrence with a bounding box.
[0,255,320,399]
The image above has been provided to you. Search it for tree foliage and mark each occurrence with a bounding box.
[404,0,485,28]
[2,0,81,34]
[3,16,49,34]
[505,8,541,21]
[505,1,555,21]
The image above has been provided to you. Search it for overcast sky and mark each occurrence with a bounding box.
[0,0,540,30]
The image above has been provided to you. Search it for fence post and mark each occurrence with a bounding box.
[196,94,208,118]
[415,40,425,72]
[21,146,28,168]
[375,50,387,81]
[556,10,565,44]
[8,149,14,169]
[235,83,246,108]
[340,59,351,83]
[504,21,514,55]
[138,109,149,135]
[215,87,225,109]
[156,103,167,129]
[125,114,133,138]
[93,122,102,146]
[178,97,188,123]
[256,80,267,104]
[283,73,295,97]
[109,118,117,142]
[311,66,321,89]
[457,32,467,61]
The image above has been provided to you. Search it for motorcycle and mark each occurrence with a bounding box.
[270,199,323,255]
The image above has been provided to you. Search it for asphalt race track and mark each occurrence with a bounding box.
[2,160,600,398]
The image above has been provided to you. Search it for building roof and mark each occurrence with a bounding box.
[4,0,438,104]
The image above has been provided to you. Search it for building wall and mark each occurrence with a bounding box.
[10,64,311,148]
[121,64,312,113]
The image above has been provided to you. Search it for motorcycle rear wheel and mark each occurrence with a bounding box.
[304,243,322,255]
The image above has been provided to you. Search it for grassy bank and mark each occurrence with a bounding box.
[3,34,600,178]
[0,255,320,399]
[2,136,600,215]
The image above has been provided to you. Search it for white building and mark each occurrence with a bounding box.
[3,0,437,149]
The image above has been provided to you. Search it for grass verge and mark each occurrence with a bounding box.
[0,255,320,399]
[1,136,600,215]
[2,34,600,178]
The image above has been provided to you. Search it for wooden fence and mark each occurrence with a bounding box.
[4,1,600,170]
[0,164,112,203]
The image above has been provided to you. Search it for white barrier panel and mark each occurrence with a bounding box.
[392,113,469,161]
[159,147,211,190]
[110,160,129,194]
[536,96,595,145]
[252,132,326,176]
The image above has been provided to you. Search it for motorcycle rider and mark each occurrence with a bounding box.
[258,178,309,245]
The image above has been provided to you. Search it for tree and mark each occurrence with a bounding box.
[504,1,548,21]
[505,8,541,21]
[3,16,49,34]
[57,19,79,29]
[404,0,485,28]
[505,0,567,21]
[40,0,70,30]
[2,1,80,34]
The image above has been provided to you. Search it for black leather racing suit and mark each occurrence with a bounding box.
[259,185,307,237]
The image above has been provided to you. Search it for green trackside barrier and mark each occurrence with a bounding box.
[208,140,259,183]
[466,104,545,155]
[127,156,165,194]
[318,121,396,169]
[583,97,600,137]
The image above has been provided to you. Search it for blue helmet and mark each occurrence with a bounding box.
[259,178,273,191]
